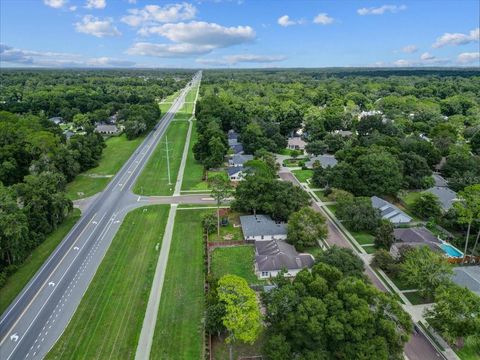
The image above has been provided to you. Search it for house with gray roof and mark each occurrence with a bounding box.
[432,173,448,187]
[287,137,306,151]
[452,266,480,296]
[305,155,338,169]
[390,227,441,258]
[227,166,248,182]
[371,196,412,225]
[255,240,314,279]
[426,186,457,211]
[230,143,244,154]
[228,154,254,167]
[240,215,287,242]
[49,117,64,125]
[95,124,120,135]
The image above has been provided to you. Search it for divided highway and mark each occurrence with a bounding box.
[0,71,202,360]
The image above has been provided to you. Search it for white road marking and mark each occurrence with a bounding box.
[48,282,55,287]
[10,333,19,342]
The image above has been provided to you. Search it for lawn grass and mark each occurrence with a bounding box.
[181,124,206,191]
[0,209,81,314]
[314,190,330,202]
[65,134,144,200]
[292,169,313,183]
[399,190,422,208]
[350,231,375,245]
[326,204,337,215]
[133,120,189,196]
[304,246,324,259]
[209,211,243,242]
[388,273,413,291]
[456,336,480,360]
[151,209,206,360]
[46,205,169,359]
[278,148,302,156]
[211,246,258,284]
[403,291,431,305]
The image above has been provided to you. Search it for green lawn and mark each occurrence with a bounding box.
[278,148,303,156]
[46,205,169,360]
[66,134,144,200]
[350,231,375,245]
[209,211,243,242]
[181,124,206,191]
[151,209,206,360]
[456,336,480,360]
[185,85,199,103]
[403,291,431,305]
[159,102,173,114]
[326,204,337,215]
[0,209,81,314]
[314,190,330,202]
[134,120,189,195]
[399,191,422,208]
[292,169,313,183]
[211,246,258,284]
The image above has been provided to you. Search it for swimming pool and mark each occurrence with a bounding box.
[440,243,463,258]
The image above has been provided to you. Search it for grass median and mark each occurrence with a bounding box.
[46,205,169,360]
[0,209,81,314]
[66,134,144,200]
[133,120,189,196]
[151,209,206,360]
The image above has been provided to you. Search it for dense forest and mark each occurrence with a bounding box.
[0,69,191,286]
[194,68,480,249]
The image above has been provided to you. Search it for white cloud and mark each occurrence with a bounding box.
[69,5,77,11]
[122,3,197,27]
[138,21,255,47]
[197,54,286,66]
[126,42,213,57]
[357,4,406,15]
[277,15,296,27]
[313,13,334,25]
[401,45,418,53]
[393,59,412,67]
[75,15,121,37]
[0,44,135,67]
[457,52,480,64]
[432,28,479,48]
[85,0,106,9]
[127,0,136,3]
[420,52,435,60]
[43,0,67,8]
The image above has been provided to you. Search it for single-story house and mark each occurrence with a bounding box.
[333,130,353,137]
[228,154,254,167]
[452,266,480,296]
[390,227,441,258]
[358,110,382,120]
[230,143,244,155]
[227,166,247,182]
[432,173,448,187]
[305,155,338,169]
[228,129,239,141]
[371,196,412,225]
[287,137,306,151]
[426,186,457,211]
[64,130,75,140]
[95,124,120,135]
[49,117,64,125]
[255,240,315,279]
[240,214,287,242]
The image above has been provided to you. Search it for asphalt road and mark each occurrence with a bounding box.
[0,72,202,360]
[278,171,444,360]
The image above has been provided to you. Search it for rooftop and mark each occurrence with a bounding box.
[394,227,441,244]
[229,154,254,166]
[426,186,457,211]
[432,173,448,187]
[452,266,480,296]
[95,124,119,133]
[240,215,287,238]
[230,143,244,154]
[255,240,314,272]
[305,155,338,169]
[371,196,412,224]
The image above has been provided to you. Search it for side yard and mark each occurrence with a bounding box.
[46,205,169,359]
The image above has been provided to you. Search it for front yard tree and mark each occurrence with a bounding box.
[217,274,261,360]
[454,184,480,258]
[209,176,232,238]
[201,213,217,240]
[316,246,365,278]
[412,192,442,220]
[374,220,395,250]
[287,207,327,250]
[400,246,452,298]
[425,284,480,348]
[336,196,380,232]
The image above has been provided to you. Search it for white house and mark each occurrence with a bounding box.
[371,196,412,225]
[255,240,314,279]
[240,214,287,241]
[227,166,247,182]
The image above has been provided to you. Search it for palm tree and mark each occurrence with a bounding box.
[454,185,480,262]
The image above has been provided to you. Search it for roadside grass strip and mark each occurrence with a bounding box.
[46,205,169,360]
[292,169,313,183]
[0,209,81,314]
[133,121,189,196]
[180,124,205,191]
[151,209,206,360]
[66,134,144,200]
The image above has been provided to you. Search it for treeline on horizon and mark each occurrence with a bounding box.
[0,70,190,286]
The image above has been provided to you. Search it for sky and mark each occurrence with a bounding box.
[0,0,479,68]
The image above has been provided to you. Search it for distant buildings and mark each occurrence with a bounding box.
[227,130,244,154]
[425,174,457,212]
[371,196,412,225]
[49,117,64,125]
[305,155,338,169]
[95,124,120,135]
[228,154,254,167]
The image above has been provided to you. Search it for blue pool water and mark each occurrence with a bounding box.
[440,243,463,258]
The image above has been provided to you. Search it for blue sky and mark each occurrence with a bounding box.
[1,0,479,68]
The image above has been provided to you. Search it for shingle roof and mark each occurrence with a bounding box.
[228,130,239,140]
[240,215,287,238]
[305,155,338,169]
[394,227,440,244]
[229,154,254,166]
[255,240,314,272]
[452,266,480,296]
[230,143,244,154]
[95,124,119,133]
[432,174,448,187]
[426,187,457,211]
[371,196,412,223]
[227,166,244,177]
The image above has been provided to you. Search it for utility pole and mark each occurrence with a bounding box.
[165,135,172,185]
